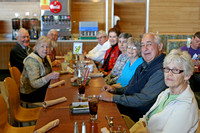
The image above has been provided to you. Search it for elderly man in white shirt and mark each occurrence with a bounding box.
[85,30,111,63]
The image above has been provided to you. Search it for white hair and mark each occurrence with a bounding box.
[163,49,194,77]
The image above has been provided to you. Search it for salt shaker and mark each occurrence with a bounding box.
[78,69,81,78]
[81,121,86,133]
[74,121,79,133]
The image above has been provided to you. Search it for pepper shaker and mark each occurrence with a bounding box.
[82,121,86,133]
[74,121,79,133]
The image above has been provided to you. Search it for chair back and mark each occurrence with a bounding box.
[8,62,11,69]
[4,77,21,124]
[9,67,21,89]
[0,94,36,133]
[0,94,9,132]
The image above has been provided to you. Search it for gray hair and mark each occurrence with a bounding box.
[34,36,51,52]
[16,28,29,37]
[142,32,162,47]
[163,49,194,78]
[47,29,58,35]
[96,30,107,36]
[118,33,132,39]
[127,37,141,57]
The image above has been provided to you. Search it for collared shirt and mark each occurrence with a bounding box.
[86,40,111,62]
[18,42,31,55]
[117,57,143,87]
[18,42,26,49]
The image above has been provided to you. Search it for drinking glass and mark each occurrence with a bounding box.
[77,78,85,100]
[88,95,99,122]
[68,51,73,61]
[64,54,70,63]
[61,62,69,71]
[79,54,85,61]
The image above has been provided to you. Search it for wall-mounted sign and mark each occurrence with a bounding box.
[49,0,62,13]
[41,0,50,10]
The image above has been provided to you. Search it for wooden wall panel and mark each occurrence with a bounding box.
[0,1,200,38]
[71,2,106,34]
[0,42,35,69]
[114,3,146,38]
[149,0,200,34]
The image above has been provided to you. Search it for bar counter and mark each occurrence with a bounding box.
[0,39,97,69]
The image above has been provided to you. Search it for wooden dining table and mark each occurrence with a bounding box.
[34,61,129,133]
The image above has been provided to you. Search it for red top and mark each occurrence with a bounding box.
[100,44,121,74]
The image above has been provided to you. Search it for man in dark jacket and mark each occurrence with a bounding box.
[99,33,167,122]
[10,28,32,72]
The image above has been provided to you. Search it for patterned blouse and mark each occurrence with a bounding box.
[105,53,129,85]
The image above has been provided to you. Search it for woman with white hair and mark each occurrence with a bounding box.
[130,49,199,133]
[115,37,143,87]
[20,36,60,103]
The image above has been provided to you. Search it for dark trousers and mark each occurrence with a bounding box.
[20,84,49,103]
[190,73,200,92]
[117,104,144,122]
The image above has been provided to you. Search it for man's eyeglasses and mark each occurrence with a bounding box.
[50,33,58,37]
[127,45,137,50]
[163,67,184,74]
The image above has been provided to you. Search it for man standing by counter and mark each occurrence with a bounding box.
[84,30,111,64]
[10,28,32,72]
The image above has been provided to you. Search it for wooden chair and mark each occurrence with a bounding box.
[9,67,20,89]
[9,66,42,108]
[4,77,42,126]
[196,121,200,133]
[0,94,35,133]
[8,62,11,69]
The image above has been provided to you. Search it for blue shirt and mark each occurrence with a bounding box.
[117,57,143,87]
